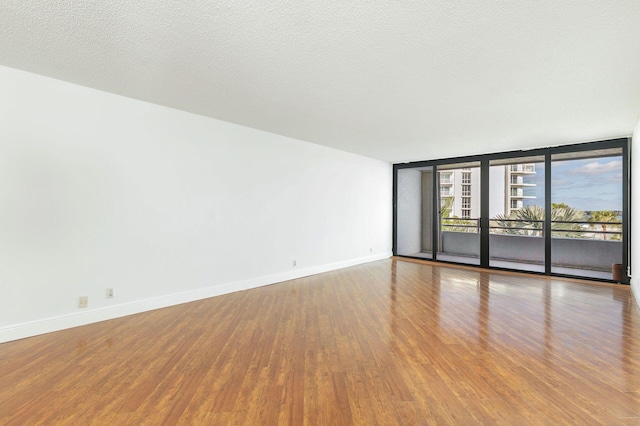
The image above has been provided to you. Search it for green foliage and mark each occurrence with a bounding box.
[440,196,454,219]
[490,205,586,238]
[491,213,523,235]
[441,217,479,233]
[589,210,621,240]
[440,196,479,233]
[550,206,587,238]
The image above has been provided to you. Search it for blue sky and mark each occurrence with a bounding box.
[548,157,622,212]
[523,157,622,212]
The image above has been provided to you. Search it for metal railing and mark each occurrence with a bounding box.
[550,220,622,239]
[440,218,622,240]
[441,217,480,233]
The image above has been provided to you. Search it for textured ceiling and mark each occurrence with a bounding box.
[1,1,639,162]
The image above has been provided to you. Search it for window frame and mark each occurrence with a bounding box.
[392,137,630,284]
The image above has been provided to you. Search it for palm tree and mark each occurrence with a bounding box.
[491,213,522,235]
[491,207,544,236]
[440,197,479,233]
[589,210,621,240]
[439,196,454,219]
[490,205,586,237]
[550,206,586,238]
[513,205,545,236]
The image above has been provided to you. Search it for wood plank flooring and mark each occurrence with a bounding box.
[1,259,639,425]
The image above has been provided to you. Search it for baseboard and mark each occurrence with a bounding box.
[0,252,391,344]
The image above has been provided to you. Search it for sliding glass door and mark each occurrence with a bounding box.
[550,148,624,280]
[396,166,433,258]
[436,162,481,265]
[393,138,629,283]
[488,156,545,273]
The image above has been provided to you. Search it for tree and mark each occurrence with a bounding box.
[490,205,586,238]
[440,196,454,219]
[589,210,621,241]
[491,213,522,235]
[514,205,546,236]
[439,197,479,233]
[550,206,586,238]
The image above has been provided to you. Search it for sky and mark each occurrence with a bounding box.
[528,156,622,212]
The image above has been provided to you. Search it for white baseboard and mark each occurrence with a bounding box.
[0,253,391,344]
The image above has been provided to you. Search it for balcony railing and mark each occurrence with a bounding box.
[488,219,622,240]
[440,218,622,240]
[437,219,623,275]
[441,217,480,233]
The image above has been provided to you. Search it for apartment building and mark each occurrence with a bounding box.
[439,164,537,219]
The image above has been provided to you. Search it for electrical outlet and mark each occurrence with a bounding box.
[370,247,373,253]
[79,296,88,308]
[106,288,114,299]
[293,260,297,267]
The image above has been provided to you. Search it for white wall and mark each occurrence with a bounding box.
[396,169,422,255]
[488,166,506,219]
[0,66,392,342]
[631,118,640,308]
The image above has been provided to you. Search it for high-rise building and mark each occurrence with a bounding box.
[438,168,480,219]
[439,164,537,219]
[505,164,536,214]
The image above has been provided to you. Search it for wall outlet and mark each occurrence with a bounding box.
[370,247,373,253]
[79,296,88,308]
[106,288,114,298]
[293,260,296,267]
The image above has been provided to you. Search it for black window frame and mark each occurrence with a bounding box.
[392,137,631,284]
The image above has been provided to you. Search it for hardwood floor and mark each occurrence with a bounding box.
[1,259,639,425]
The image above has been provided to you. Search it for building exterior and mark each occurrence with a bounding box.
[439,168,480,219]
[439,164,537,220]
[505,164,537,214]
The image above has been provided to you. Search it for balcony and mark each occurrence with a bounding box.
[509,196,536,200]
[431,218,623,280]
[510,165,536,174]
[509,177,535,186]
[509,189,536,199]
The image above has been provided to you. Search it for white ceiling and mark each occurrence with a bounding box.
[1,1,639,163]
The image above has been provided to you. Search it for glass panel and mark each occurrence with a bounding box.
[396,167,433,258]
[489,156,545,272]
[551,151,623,279]
[437,162,480,265]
